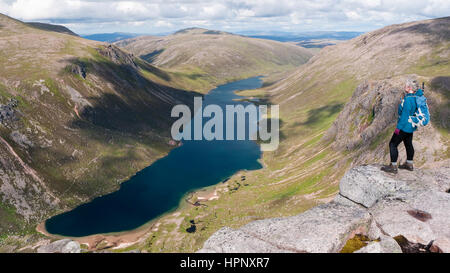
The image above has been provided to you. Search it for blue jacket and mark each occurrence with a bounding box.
[396,89,423,133]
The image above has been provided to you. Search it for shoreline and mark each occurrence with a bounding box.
[35,172,243,251]
[36,218,158,251]
[35,180,225,251]
[35,77,266,251]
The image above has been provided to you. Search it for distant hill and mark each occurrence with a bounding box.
[26,22,79,36]
[173,27,233,36]
[240,31,363,48]
[82,32,142,43]
[239,30,363,41]
[115,27,313,92]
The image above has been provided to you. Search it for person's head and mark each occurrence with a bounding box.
[405,79,419,94]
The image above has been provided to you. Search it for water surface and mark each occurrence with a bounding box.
[45,77,263,237]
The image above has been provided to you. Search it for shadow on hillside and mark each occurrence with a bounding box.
[429,76,450,131]
[299,103,343,127]
[61,55,199,137]
[257,118,286,142]
[135,57,172,82]
[33,55,202,195]
[140,49,164,63]
[431,76,450,99]
[389,17,450,45]
[184,73,205,80]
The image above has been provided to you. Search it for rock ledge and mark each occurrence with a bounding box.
[199,164,450,253]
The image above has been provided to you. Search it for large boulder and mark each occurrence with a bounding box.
[338,165,408,207]
[369,190,450,246]
[338,165,450,247]
[198,227,291,253]
[339,164,450,207]
[37,239,81,253]
[199,202,371,253]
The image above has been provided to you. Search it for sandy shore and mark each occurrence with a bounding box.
[36,221,154,251]
[36,180,226,251]
[196,189,219,201]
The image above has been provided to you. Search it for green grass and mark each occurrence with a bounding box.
[235,88,267,97]
[60,39,77,55]
[269,169,332,200]
[409,44,450,76]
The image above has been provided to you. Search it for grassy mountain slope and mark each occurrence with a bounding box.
[115,28,313,93]
[126,17,449,253]
[0,14,198,243]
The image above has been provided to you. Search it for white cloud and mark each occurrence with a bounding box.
[201,3,229,19]
[155,20,173,28]
[0,0,448,34]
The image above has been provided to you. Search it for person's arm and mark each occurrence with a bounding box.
[395,98,404,134]
[397,97,414,130]
[398,98,404,116]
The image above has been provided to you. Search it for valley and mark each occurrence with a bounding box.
[0,14,313,252]
[44,77,264,238]
[104,17,449,253]
[0,13,449,254]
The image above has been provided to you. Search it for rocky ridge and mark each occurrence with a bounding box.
[199,164,450,253]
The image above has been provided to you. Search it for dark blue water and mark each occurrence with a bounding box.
[45,77,263,237]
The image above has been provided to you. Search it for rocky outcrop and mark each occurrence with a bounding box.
[37,239,81,253]
[68,62,87,79]
[0,99,19,128]
[323,75,448,167]
[96,44,138,69]
[325,78,404,151]
[199,164,450,253]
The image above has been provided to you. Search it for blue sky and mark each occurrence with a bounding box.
[0,0,449,35]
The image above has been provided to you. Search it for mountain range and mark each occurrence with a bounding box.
[115,27,313,92]
[0,13,448,253]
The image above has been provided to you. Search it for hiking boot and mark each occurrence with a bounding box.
[399,162,414,171]
[381,164,398,174]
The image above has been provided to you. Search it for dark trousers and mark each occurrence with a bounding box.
[389,130,414,163]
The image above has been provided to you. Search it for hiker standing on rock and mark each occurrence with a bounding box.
[382,79,430,174]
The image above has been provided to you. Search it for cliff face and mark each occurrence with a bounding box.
[199,165,450,253]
